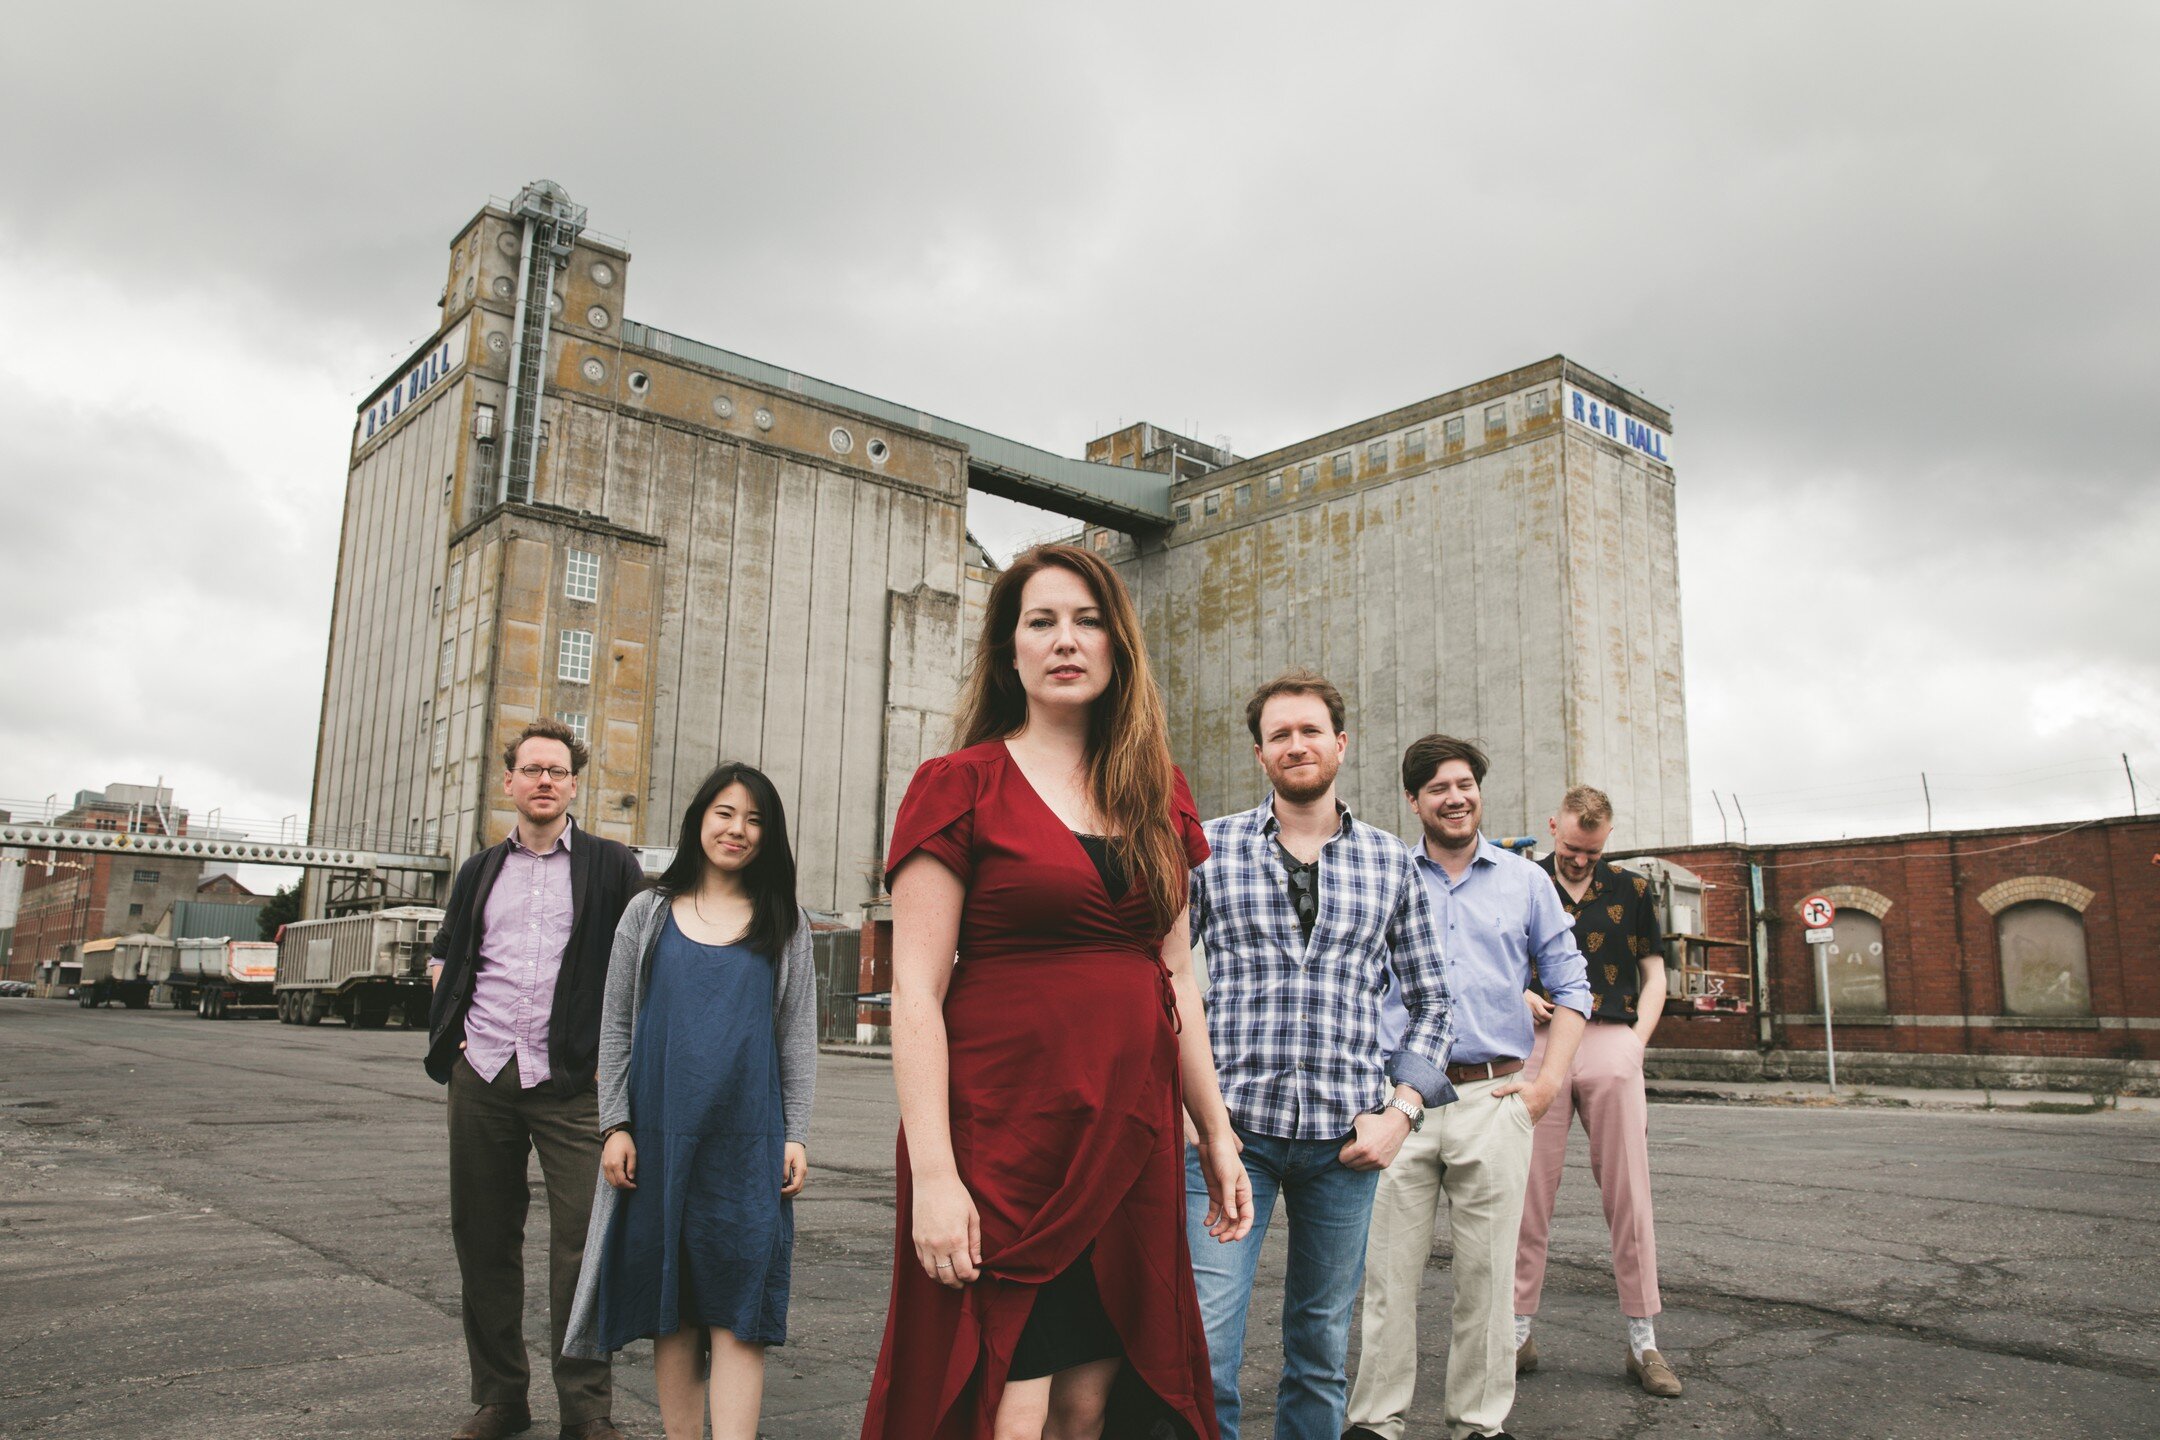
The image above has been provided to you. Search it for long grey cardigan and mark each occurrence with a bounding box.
[563,888,818,1359]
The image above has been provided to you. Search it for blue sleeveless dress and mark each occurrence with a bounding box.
[593,910,792,1349]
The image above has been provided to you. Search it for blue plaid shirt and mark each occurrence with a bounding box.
[1190,795,1457,1141]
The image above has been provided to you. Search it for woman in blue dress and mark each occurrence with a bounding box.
[563,763,820,1440]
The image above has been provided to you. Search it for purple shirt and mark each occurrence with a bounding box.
[458,824,576,1088]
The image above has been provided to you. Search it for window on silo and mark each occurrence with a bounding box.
[565,549,600,602]
[1299,461,1317,490]
[439,638,456,691]
[560,712,589,745]
[1444,415,1465,445]
[1484,404,1507,435]
[1234,483,1251,510]
[1266,472,1283,498]
[1527,388,1551,418]
[558,630,594,685]
[1366,441,1387,469]
[1175,502,1191,524]
[1818,910,1889,1016]
[1203,492,1221,517]
[448,558,464,604]
[1996,901,2092,1016]
[1402,427,1426,462]
[1331,452,1350,479]
[432,718,449,769]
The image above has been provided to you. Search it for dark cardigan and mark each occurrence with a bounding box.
[424,817,646,1089]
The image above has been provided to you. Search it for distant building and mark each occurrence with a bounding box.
[1634,813,2160,1087]
[8,784,206,981]
[310,180,1692,923]
[1094,359,1688,850]
[0,809,21,974]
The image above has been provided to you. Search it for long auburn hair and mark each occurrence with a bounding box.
[652,762,801,959]
[954,544,1188,927]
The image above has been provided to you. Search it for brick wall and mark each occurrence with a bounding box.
[1629,816,2159,1062]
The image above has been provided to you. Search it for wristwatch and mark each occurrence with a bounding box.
[1382,1097,1425,1132]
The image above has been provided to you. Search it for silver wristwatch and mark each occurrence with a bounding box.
[1383,1096,1425,1132]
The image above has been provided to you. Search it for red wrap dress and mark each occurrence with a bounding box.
[859,740,1220,1440]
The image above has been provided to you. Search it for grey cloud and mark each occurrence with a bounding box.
[1,0,2154,840]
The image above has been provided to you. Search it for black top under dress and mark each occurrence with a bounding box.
[1007,833,1130,1381]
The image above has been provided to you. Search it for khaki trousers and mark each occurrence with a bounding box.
[1347,1076,1535,1440]
[447,1055,611,1426]
[1513,1022,1662,1319]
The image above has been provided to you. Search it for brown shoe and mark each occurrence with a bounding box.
[1627,1346,1683,1397]
[559,1421,625,1440]
[451,1404,532,1440]
[1517,1333,1539,1374]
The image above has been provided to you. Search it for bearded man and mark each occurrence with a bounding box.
[1184,670,1456,1440]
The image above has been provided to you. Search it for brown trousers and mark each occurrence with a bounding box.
[448,1056,610,1425]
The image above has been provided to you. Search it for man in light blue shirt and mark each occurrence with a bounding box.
[1347,736,1590,1440]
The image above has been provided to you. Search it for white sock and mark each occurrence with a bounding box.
[1514,1314,1532,1347]
[1627,1315,1657,1358]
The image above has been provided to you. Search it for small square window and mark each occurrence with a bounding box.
[1267,472,1284,498]
[1444,415,1465,444]
[438,637,456,691]
[1402,428,1426,462]
[558,629,594,684]
[565,549,600,603]
[1331,453,1350,479]
[128,903,143,917]
[1204,492,1221,517]
[1527,389,1550,417]
[1367,441,1387,469]
[560,712,589,745]
[1485,404,1507,434]
[1175,502,1191,524]
[1091,529,1111,551]
[1234,483,1252,509]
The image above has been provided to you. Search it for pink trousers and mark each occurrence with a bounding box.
[1513,1021,1661,1318]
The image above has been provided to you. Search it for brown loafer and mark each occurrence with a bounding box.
[560,1421,625,1440]
[451,1404,532,1440]
[1516,1333,1539,1374]
[1627,1346,1683,1397]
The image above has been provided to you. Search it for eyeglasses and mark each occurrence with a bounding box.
[512,765,573,782]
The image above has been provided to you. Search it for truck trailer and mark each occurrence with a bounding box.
[73,935,163,1009]
[158,937,279,1018]
[275,907,442,1029]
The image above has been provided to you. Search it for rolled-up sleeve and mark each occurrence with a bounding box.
[1384,856,1460,1108]
[1529,876,1593,1019]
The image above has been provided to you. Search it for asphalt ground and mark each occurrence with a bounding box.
[3,1002,2156,1439]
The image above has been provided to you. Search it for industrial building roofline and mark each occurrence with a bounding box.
[622,321,1177,532]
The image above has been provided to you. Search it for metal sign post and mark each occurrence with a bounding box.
[1812,939,1837,1090]
[1801,895,1838,1091]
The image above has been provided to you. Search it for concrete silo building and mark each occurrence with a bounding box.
[306,181,1688,920]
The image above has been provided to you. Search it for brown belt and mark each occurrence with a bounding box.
[1446,1058,1524,1083]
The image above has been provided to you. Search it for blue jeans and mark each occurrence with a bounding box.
[1184,1128,1381,1440]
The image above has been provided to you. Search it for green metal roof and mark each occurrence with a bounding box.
[622,321,1174,531]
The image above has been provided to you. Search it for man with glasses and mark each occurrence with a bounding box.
[1185,671,1456,1440]
[425,719,645,1440]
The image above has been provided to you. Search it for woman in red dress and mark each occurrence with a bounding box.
[860,544,1252,1440]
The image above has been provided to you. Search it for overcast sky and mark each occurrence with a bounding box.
[2,1,2154,868]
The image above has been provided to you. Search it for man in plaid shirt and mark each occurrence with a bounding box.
[1184,670,1457,1440]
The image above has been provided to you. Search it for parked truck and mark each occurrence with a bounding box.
[73,935,162,1009]
[274,907,442,1029]
[158,937,279,1018]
